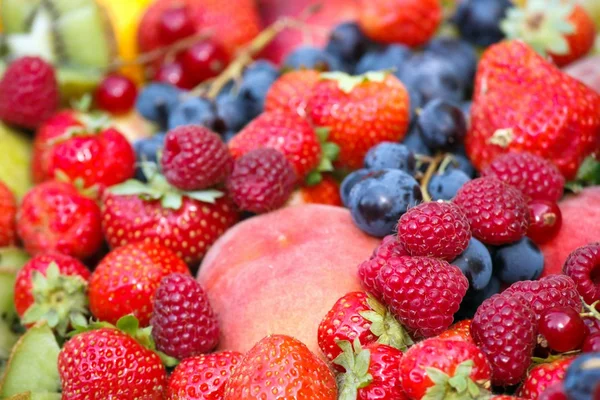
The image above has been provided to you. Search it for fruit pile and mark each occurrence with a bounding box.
[1,0,600,399]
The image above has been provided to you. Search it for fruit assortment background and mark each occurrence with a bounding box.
[1,0,600,399]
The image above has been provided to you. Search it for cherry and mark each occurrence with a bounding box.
[538,306,588,353]
[583,332,600,353]
[179,40,229,85]
[95,74,138,115]
[538,383,568,400]
[527,200,562,244]
[155,61,193,89]
[159,6,195,45]
[584,315,600,335]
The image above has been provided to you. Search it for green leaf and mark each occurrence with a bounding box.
[322,142,340,162]
[185,189,224,204]
[116,314,139,336]
[315,127,331,142]
[576,156,600,183]
[157,351,180,368]
[317,157,334,173]
[109,180,156,196]
[161,192,183,210]
[354,347,371,378]
[44,262,60,281]
[70,313,88,329]
[425,367,450,386]
[305,171,323,186]
[447,375,468,394]
[333,340,355,371]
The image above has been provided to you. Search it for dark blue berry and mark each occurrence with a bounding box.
[364,142,416,175]
[405,83,425,125]
[455,277,501,320]
[283,46,344,72]
[451,152,476,178]
[133,133,166,182]
[355,44,412,76]
[492,237,544,284]
[244,60,279,80]
[428,169,471,201]
[216,92,250,132]
[221,130,237,144]
[452,238,493,291]
[453,0,511,47]
[425,37,478,89]
[238,70,279,120]
[340,169,370,207]
[563,353,600,400]
[348,169,422,237]
[168,97,221,131]
[136,83,182,130]
[417,99,467,152]
[460,101,472,121]
[325,22,372,65]
[400,52,465,103]
[402,126,432,156]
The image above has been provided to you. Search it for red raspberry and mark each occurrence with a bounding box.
[481,152,565,202]
[358,235,409,300]
[563,243,600,305]
[377,256,468,338]
[161,125,233,191]
[398,201,471,261]
[0,57,59,129]
[226,148,296,213]
[453,177,530,245]
[517,357,574,399]
[471,294,537,386]
[0,181,17,247]
[502,275,582,321]
[150,273,219,360]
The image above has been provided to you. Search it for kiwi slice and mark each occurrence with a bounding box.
[57,66,103,100]
[0,248,30,273]
[0,124,33,199]
[0,324,61,397]
[0,323,20,376]
[6,393,62,400]
[0,0,41,33]
[0,269,17,324]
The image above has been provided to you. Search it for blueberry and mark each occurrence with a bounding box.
[402,126,432,156]
[417,99,467,152]
[563,352,600,400]
[425,37,478,89]
[453,0,511,47]
[451,238,493,290]
[405,83,425,125]
[216,92,250,132]
[364,142,416,175]
[455,276,501,320]
[238,71,279,120]
[244,60,280,80]
[348,169,422,237]
[133,133,166,181]
[168,97,221,131]
[492,238,544,284]
[284,46,344,72]
[460,101,472,123]
[428,169,471,201]
[221,130,238,143]
[355,44,412,76]
[340,169,370,207]
[451,152,476,178]
[325,22,372,65]
[400,52,465,103]
[136,83,183,130]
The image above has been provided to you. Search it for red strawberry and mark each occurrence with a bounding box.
[563,242,600,305]
[0,56,59,129]
[357,0,442,47]
[228,111,322,179]
[377,256,469,338]
[517,357,575,399]
[308,71,410,169]
[399,338,492,400]
[317,291,412,365]
[335,341,407,400]
[223,334,338,400]
[167,351,243,400]
[293,175,343,207]
[16,181,103,260]
[13,252,90,334]
[102,169,238,265]
[58,327,167,399]
[465,40,600,180]
[88,241,190,326]
[0,180,17,247]
[265,69,320,117]
[437,319,474,344]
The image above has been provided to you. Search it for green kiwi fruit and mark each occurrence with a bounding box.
[0,248,30,273]
[6,393,62,400]
[0,124,33,199]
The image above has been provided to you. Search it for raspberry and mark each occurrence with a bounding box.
[377,256,468,338]
[471,294,537,386]
[481,152,565,202]
[0,181,17,246]
[150,273,219,360]
[502,275,582,321]
[563,243,600,305]
[453,177,530,245]
[226,148,296,213]
[398,201,470,261]
[161,125,233,191]
[0,57,59,129]
[358,235,409,299]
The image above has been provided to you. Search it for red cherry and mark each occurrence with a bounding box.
[583,332,600,353]
[538,383,568,400]
[584,315,600,335]
[179,40,229,85]
[159,6,195,45]
[155,61,193,89]
[538,306,588,352]
[527,200,562,244]
[95,74,138,115]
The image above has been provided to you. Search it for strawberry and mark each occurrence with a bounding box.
[465,40,600,180]
[223,334,338,399]
[0,180,17,247]
[517,357,574,399]
[167,351,243,400]
[399,338,492,400]
[437,319,475,344]
[357,0,442,47]
[265,69,321,117]
[88,241,190,326]
[308,71,410,169]
[294,175,343,206]
[13,252,90,335]
[102,165,238,265]
[16,181,103,260]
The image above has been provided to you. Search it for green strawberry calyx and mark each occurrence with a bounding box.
[422,360,490,400]
[108,162,224,210]
[320,71,390,93]
[305,127,341,186]
[334,339,374,400]
[359,294,414,352]
[21,262,89,338]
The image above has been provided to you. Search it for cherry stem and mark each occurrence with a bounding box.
[419,153,445,202]
[581,300,600,319]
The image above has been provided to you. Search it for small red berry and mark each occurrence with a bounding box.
[584,315,600,335]
[528,200,563,244]
[0,181,17,247]
[155,61,193,89]
[180,40,229,85]
[563,242,600,305]
[358,235,409,300]
[583,332,600,353]
[539,307,587,353]
[159,6,195,45]
[538,383,569,400]
[95,74,138,115]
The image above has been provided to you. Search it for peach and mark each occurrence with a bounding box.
[564,55,600,94]
[197,204,379,356]
[541,186,600,277]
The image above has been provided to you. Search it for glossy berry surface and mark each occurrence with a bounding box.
[180,40,230,85]
[340,169,369,207]
[167,97,220,131]
[283,46,343,72]
[355,44,412,76]
[95,74,138,115]
[539,307,588,353]
[563,352,600,400]
[455,276,501,320]
[517,357,574,400]
[135,83,182,128]
[363,142,416,175]
[492,237,544,284]
[528,201,563,244]
[158,6,195,45]
[155,61,193,89]
[451,237,493,291]
[428,168,471,201]
[325,22,372,64]
[417,99,467,151]
[563,243,600,305]
[453,0,511,47]
[425,37,478,89]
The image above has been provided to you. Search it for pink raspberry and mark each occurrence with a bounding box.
[398,201,471,261]
[358,235,409,300]
[453,177,530,245]
[226,148,296,213]
[563,243,600,305]
[161,125,233,190]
